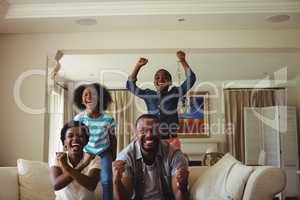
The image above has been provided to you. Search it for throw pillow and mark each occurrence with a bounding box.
[190,153,253,200]
[17,159,55,200]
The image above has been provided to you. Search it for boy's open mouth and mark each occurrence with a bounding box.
[157,82,166,86]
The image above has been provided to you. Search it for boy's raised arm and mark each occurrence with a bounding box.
[176,50,191,73]
[129,57,148,80]
[126,57,149,97]
[176,50,196,95]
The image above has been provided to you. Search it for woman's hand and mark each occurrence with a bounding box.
[56,152,70,173]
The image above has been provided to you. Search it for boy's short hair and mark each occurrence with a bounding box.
[73,83,112,113]
[60,121,89,145]
[135,114,160,127]
[154,69,172,82]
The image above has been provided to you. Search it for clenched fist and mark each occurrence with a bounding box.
[112,160,126,183]
[176,51,186,63]
[136,57,148,68]
[175,168,189,192]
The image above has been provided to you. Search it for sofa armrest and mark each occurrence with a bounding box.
[0,167,19,200]
[243,166,286,200]
[188,166,209,188]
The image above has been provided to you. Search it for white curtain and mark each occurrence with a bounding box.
[108,90,136,153]
[64,81,76,123]
[47,51,65,163]
[224,88,286,162]
[48,85,64,164]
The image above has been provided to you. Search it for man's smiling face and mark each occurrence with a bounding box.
[136,117,160,153]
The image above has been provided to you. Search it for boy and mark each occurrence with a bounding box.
[126,51,196,149]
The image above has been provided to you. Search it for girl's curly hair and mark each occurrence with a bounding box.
[73,83,112,113]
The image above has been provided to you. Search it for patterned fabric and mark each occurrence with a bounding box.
[51,155,101,200]
[74,111,116,155]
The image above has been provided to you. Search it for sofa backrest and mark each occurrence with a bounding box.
[0,167,19,200]
[189,153,287,200]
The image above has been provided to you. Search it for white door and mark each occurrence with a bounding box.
[261,107,281,167]
[244,107,262,165]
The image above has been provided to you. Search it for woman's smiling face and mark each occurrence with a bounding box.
[64,127,87,154]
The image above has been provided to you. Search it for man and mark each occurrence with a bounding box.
[126,51,196,149]
[112,114,189,200]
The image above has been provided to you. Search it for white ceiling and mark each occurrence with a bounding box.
[59,52,300,87]
[1,0,300,33]
[7,0,156,3]
[2,0,300,85]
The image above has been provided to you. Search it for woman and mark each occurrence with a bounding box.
[50,121,101,200]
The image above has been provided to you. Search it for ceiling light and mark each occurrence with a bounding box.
[177,18,185,22]
[267,15,290,23]
[75,18,97,26]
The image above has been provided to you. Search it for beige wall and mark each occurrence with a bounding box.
[1,29,300,166]
[295,79,300,165]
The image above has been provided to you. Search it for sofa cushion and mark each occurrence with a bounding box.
[190,153,253,200]
[17,159,55,200]
[0,167,19,200]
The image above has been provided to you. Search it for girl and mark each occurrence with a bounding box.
[73,83,116,200]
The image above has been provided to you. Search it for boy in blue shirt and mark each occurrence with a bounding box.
[126,51,196,149]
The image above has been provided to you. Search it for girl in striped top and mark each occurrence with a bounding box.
[73,83,116,200]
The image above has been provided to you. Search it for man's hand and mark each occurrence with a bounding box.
[136,57,148,68]
[112,160,126,184]
[175,168,189,192]
[112,160,132,200]
[176,51,186,63]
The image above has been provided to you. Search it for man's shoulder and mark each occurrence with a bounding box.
[159,142,188,174]
[160,140,177,152]
[160,141,185,159]
[117,141,137,160]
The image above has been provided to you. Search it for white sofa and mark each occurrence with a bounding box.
[189,166,286,200]
[0,156,286,200]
